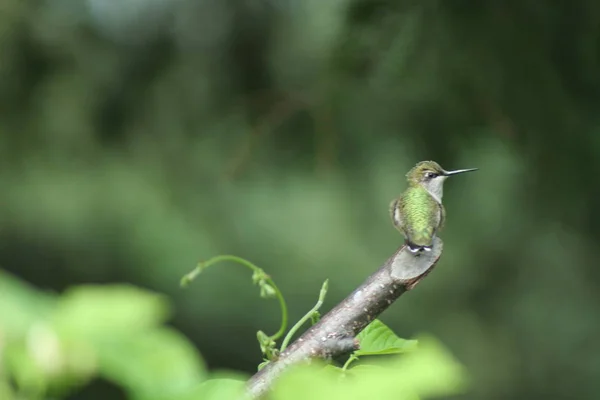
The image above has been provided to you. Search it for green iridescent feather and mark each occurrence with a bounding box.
[395,186,445,247]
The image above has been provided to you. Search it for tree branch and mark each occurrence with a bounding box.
[246,237,444,398]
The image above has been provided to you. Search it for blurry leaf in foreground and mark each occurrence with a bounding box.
[51,284,170,338]
[174,377,248,400]
[271,335,468,400]
[270,361,344,400]
[355,319,418,356]
[0,270,55,338]
[4,341,48,398]
[97,327,207,400]
[385,334,469,398]
[0,380,14,400]
[5,331,97,399]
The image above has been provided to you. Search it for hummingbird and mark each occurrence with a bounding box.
[389,161,477,255]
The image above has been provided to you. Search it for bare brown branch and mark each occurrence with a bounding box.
[246,238,444,398]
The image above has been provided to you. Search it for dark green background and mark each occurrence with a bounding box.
[2,1,599,399]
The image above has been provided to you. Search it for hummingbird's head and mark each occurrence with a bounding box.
[406,161,477,201]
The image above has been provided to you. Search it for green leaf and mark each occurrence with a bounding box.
[270,361,342,400]
[97,327,207,400]
[271,360,420,400]
[355,319,418,356]
[174,378,248,400]
[3,341,48,397]
[346,364,386,376]
[0,270,55,339]
[51,284,170,338]
[385,335,469,398]
[322,364,344,374]
[0,380,15,400]
[5,333,97,399]
[271,335,468,400]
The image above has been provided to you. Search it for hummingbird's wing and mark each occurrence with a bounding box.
[438,203,446,232]
[389,198,404,233]
[398,187,441,249]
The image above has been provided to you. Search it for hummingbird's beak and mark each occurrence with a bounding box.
[443,168,478,176]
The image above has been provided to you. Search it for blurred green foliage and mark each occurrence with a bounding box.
[0,266,466,400]
[271,335,468,400]
[0,270,208,400]
[1,0,600,399]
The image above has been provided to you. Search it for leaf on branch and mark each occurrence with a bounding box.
[355,319,418,357]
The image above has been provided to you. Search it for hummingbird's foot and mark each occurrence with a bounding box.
[406,247,423,257]
[406,241,433,255]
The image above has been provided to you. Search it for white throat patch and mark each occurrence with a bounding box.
[424,176,446,203]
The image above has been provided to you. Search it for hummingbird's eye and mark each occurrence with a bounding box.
[425,172,438,179]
